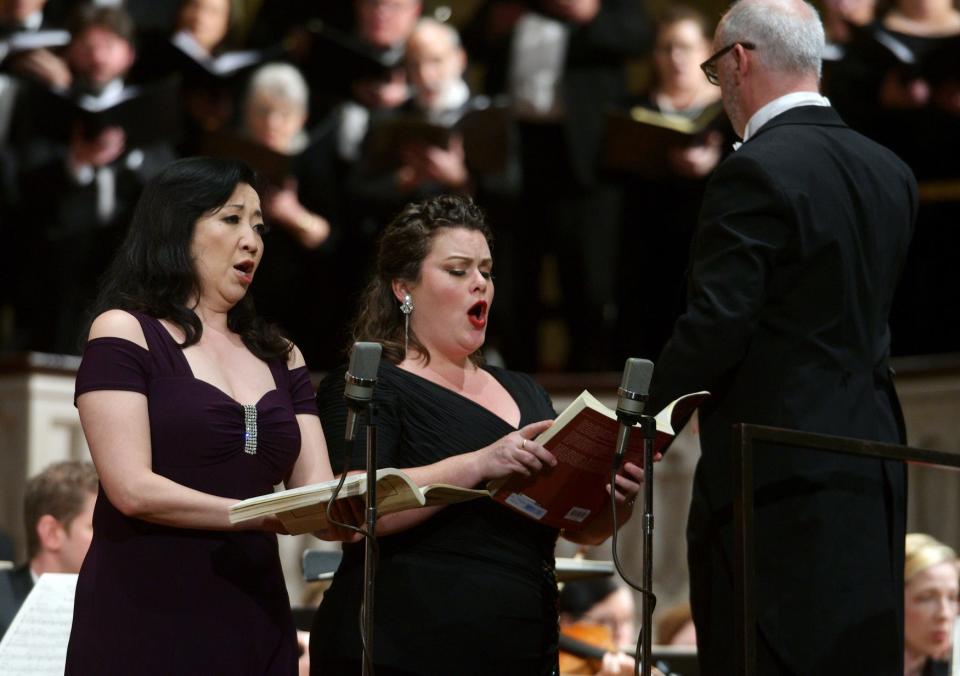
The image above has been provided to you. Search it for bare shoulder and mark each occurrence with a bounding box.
[286,342,307,370]
[88,310,148,350]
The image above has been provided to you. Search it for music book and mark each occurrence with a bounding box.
[200,130,296,185]
[170,31,266,80]
[229,468,489,535]
[0,28,70,65]
[363,102,510,173]
[603,101,725,177]
[34,76,181,147]
[488,390,708,531]
[304,20,404,84]
[0,573,77,676]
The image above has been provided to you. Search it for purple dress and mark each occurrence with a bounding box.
[66,311,315,675]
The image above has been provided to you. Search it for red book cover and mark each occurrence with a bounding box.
[489,390,708,530]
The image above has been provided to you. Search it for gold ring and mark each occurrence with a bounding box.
[520,439,527,451]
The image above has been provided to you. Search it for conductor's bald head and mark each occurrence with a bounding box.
[709,0,825,135]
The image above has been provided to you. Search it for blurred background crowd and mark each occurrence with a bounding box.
[0,0,957,374]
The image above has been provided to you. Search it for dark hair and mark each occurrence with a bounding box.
[87,156,291,360]
[69,4,136,44]
[558,577,620,619]
[654,4,713,42]
[351,194,493,365]
[24,461,99,559]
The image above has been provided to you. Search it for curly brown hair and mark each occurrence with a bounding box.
[350,195,493,365]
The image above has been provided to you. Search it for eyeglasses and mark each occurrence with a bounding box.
[700,42,756,85]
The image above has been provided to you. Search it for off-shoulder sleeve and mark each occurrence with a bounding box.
[288,365,320,416]
[75,337,150,402]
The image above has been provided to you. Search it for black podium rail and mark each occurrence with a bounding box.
[731,423,960,675]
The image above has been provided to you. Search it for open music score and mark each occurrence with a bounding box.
[0,573,77,675]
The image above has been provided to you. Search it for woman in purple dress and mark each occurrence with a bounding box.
[65,157,351,674]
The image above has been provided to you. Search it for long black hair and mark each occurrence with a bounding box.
[86,156,290,360]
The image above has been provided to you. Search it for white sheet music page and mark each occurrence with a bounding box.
[0,573,77,675]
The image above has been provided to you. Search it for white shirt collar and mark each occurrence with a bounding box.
[419,78,470,120]
[734,91,830,150]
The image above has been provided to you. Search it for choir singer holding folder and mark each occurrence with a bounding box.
[646,1,916,674]
[311,194,646,676]
[65,157,358,675]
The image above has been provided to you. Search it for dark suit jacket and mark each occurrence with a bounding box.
[0,564,33,641]
[648,105,917,675]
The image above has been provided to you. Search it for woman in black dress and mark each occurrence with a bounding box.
[310,195,646,675]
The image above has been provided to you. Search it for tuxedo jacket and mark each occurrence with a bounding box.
[648,105,917,674]
[0,564,33,641]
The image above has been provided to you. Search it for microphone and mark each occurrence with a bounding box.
[613,358,654,468]
[344,342,382,442]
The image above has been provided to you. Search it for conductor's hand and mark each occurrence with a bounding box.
[474,419,557,481]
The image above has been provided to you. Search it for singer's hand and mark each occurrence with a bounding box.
[474,420,557,480]
[607,461,645,508]
[314,496,365,542]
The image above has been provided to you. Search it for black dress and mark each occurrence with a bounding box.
[310,361,560,676]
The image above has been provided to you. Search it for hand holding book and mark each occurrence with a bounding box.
[473,419,558,480]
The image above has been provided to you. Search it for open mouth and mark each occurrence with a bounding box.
[234,260,255,284]
[467,300,488,329]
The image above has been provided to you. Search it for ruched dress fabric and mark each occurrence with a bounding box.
[65,311,316,676]
[310,361,560,676]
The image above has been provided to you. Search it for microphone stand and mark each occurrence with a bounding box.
[637,413,657,676]
[361,401,379,676]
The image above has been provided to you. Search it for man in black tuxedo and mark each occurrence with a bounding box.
[0,460,97,641]
[647,1,917,674]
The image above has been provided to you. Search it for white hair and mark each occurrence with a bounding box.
[410,16,461,49]
[718,0,825,79]
[245,62,310,112]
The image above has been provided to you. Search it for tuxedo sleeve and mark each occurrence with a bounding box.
[649,152,793,410]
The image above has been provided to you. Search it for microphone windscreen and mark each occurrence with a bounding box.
[345,342,382,403]
[617,358,654,418]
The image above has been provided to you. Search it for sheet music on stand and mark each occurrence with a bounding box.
[0,573,77,675]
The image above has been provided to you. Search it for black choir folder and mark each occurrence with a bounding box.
[200,130,296,185]
[35,76,181,146]
[603,101,725,178]
[363,104,511,173]
[229,391,706,535]
[0,28,70,65]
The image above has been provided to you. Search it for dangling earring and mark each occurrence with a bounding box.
[400,293,414,355]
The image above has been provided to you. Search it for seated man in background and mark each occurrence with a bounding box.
[0,460,98,641]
